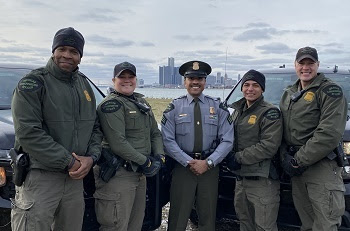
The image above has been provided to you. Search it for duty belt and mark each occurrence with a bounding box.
[186,151,213,160]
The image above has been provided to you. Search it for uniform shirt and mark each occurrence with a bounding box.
[97,91,164,171]
[11,58,102,171]
[231,96,282,178]
[161,93,234,167]
[279,73,348,167]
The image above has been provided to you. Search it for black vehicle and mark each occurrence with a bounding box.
[217,66,350,229]
[0,64,168,231]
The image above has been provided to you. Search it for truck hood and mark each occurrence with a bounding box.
[0,109,15,150]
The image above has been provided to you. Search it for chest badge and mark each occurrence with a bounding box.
[179,113,187,117]
[304,92,315,102]
[84,90,91,102]
[248,115,257,125]
[209,107,215,115]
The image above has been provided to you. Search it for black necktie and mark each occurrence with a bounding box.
[193,98,203,153]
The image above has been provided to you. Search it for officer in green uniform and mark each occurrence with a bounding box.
[11,27,102,231]
[94,61,164,231]
[279,46,348,231]
[227,70,282,231]
[162,60,234,231]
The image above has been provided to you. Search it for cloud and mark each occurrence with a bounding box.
[87,35,135,47]
[256,42,293,54]
[233,28,278,41]
[140,41,155,47]
[77,11,120,23]
[246,22,271,28]
[173,35,209,41]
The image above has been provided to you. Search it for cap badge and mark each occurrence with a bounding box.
[192,62,199,70]
[84,90,91,101]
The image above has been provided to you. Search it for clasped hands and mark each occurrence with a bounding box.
[68,153,94,180]
[187,159,208,176]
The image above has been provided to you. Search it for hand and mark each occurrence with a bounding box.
[281,153,307,177]
[140,156,161,177]
[187,159,208,175]
[69,153,94,180]
[226,152,241,172]
[68,157,81,172]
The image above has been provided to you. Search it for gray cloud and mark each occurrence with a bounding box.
[77,11,120,23]
[140,41,155,47]
[233,28,278,41]
[256,42,294,54]
[246,22,270,28]
[173,35,209,41]
[87,35,135,47]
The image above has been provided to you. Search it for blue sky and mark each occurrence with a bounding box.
[0,0,349,84]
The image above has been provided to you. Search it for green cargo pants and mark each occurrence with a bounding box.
[234,176,280,231]
[292,158,345,231]
[168,163,219,231]
[94,166,146,231]
[11,169,84,231]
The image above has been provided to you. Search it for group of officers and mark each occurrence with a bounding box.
[10,27,348,231]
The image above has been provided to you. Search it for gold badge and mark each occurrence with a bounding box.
[209,107,215,114]
[192,62,199,70]
[248,115,257,125]
[304,92,315,102]
[129,111,137,114]
[84,90,91,101]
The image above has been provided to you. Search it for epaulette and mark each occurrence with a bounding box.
[174,95,186,100]
[204,95,220,101]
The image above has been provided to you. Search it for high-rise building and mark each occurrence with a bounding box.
[159,57,182,87]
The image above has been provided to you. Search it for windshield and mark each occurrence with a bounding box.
[226,71,350,110]
[0,67,32,109]
[0,66,104,109]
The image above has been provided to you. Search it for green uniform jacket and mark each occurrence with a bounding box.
[231,96,283,178]
[279,73,348,167]
[97,91,164,171]
[11,58,102,171]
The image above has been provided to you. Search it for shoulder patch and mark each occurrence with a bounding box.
[161,115,167,125]
[227,114,233,125]
[264,108,281,120]
[18,77,43,92]
[219,102,229,113]
[100,99,122,113]
[322,85,343,98]
[163,103,175,113]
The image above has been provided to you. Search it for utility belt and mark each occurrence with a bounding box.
[236,175,260,181]
[186,150,213,160]
[121,160,134,172]
[287,143,348,167]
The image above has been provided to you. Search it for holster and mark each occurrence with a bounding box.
[97,148,121,183]
[9,148,30,187]
[330,141,349,167]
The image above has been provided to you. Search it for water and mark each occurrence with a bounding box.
[134,88,234,100]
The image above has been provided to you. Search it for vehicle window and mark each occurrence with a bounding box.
[0,67,31,109]
[226,71,350,110]
[0,67,104,109]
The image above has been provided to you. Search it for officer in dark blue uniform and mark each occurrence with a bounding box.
[162,60,234,231]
